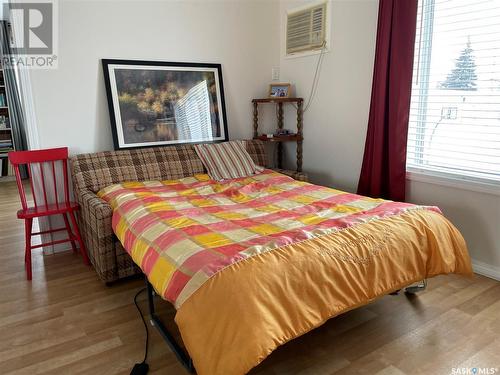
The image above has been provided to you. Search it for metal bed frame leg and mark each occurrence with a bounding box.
[146,280,195,373]
[404,279,427,294]
[390,279,428,295]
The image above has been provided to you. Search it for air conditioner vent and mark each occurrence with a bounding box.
[286,3,326,55]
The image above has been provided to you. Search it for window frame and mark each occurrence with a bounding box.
[406,168,500,196]
[406,0,500,190]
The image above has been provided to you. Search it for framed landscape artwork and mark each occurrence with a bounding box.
[102,59,228,149]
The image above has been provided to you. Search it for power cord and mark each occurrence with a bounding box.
[289,41,327,113]
[130,287,150,375]
[303,41,327,113]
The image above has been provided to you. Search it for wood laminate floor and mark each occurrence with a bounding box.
[1,180,499,375]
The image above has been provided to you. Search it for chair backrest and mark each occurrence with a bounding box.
[8,147,70,210]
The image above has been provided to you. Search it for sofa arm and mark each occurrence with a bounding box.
[77,190,140,283]
[77,190,117,281]
[80,190,113,220]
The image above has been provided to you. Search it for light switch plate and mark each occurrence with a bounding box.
[272,67,280,81]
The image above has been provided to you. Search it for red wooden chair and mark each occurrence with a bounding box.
[8,147,89,280]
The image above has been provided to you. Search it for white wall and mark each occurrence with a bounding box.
[0,1,7,21]
[279,0,378,192]
[279,0,500,278]
[29,0,280,154]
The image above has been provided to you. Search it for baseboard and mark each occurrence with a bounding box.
[472,259,500,281]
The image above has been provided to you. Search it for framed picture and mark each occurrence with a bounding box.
[102,59,229,150]
[268,83,291,98]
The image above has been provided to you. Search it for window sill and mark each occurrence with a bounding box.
[406,169,500,196]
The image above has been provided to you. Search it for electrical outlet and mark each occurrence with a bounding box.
[272,67,280,81]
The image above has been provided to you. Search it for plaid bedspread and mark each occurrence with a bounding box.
[98,170,433,308]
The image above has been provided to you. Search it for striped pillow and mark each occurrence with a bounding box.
[194,141,264,181]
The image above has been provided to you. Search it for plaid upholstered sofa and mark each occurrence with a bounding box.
[71,140,294,283]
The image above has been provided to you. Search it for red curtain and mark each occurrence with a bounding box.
[357,0,418,201]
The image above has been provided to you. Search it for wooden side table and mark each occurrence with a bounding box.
[251,97,306,180]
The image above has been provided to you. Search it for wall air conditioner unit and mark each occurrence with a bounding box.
[286,2,328,56]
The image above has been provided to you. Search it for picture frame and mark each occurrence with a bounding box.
[102,59,229,150]
[268,83,291,98]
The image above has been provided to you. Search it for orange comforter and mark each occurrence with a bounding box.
[99,170,472,375]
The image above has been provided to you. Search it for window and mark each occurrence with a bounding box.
[407,0,500,184]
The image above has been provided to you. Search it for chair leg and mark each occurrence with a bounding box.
[62,213,77,252]
[24,218,33,281]
[68,210,90,265]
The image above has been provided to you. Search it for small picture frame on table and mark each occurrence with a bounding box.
[269,83,291,98]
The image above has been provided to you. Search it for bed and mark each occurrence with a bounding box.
[97,168,472,375]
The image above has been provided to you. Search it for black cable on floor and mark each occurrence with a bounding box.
[130,287,149,375]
